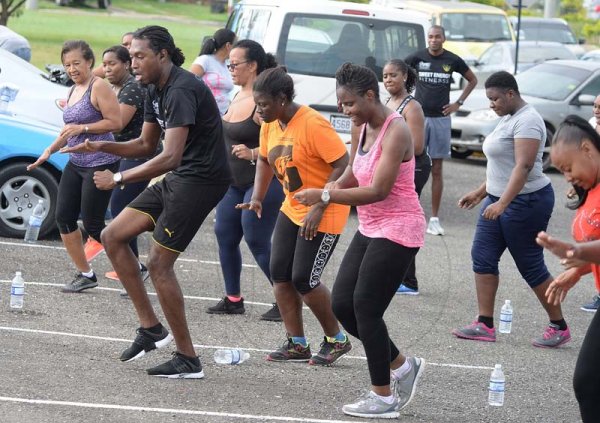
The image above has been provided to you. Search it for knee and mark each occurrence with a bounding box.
[472,249,499,275]
[82,218,104,242]
[291,274,316,295]
[332,295,352,322]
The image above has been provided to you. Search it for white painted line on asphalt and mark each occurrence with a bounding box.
[0,240,259,268]
[0,396,362,423]
[0,326,494,370]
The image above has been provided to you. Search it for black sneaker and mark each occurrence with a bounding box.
[147,352,205,379]
[206,297,245,314]
[120,263,150,298]
[260,303,282,322]
[309,335,352,366]
[119,326,173,362]
[61,272,98,293]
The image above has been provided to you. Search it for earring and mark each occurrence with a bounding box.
[281,102,285,106]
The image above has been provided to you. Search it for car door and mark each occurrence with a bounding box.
[569,72,600,119]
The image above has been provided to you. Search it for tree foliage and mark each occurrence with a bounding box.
[0,0,26,25]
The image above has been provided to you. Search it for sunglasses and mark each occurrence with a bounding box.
[226,60,249,71]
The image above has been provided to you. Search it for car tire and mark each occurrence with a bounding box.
[450,146,473,159]
[0,163,58,239]
[98,0,111,9]
[542,125,554,171]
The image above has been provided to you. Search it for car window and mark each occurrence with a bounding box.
[227,6,271,45]
[577,75,600,97]
[516,46,575,63]
[519,24,577,44]
[278,14,425,82]
[517,63,591,101]
[441,13,511,42]
[486,45,504,66]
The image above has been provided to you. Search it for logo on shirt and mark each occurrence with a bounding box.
[268,145,303,193]
[442,64,453,73]
[152,99,165,129]
[164,228,174,238]
[418,62,431,71]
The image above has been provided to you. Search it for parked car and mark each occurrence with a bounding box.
[0,48,67,128]
[55,0,111,8]
[450,60,600,169]
[0,26,31,62]
[472,41,576,86]
[581,49,600,62]
[0,111,66,238]
[227,0,429,143]
[510,17,586,58]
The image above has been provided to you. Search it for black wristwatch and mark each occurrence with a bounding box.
[456,99,464,106]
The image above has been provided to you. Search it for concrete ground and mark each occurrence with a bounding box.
[0,158,587,422]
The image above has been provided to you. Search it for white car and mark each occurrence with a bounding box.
[0,48,67,128]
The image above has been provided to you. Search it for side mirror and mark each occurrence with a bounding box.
[577,94,596,106]
[579,38,586,45]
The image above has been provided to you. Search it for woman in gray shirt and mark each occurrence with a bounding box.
[452,71,570,349]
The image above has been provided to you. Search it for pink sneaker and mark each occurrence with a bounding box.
[452,321,496,342]
[532,324,571,348]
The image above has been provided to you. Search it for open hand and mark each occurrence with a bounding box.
[236,200,262,218]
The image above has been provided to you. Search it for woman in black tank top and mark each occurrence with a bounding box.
[383,59,431,294]
[207,40,284,321]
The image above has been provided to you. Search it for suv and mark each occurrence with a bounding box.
[510,17,585,58]
[227,0,428,142]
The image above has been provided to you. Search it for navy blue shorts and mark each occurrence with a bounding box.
[471,183,554,288]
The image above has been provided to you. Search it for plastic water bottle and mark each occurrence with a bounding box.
[499,300,513,334]
[10,271,25,309]
[24,199,45,243]
[488,364,505,406]
[214,349,250,365]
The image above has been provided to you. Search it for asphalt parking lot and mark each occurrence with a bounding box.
[0,158,588,422]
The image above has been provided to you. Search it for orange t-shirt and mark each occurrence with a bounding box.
[572,184,600,291]
[259,105,350,234]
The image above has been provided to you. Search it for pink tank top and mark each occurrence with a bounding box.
[352,112,425,248]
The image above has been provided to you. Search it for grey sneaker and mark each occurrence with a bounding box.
[532,323,571,348]
[342,391,399,419]
[392,357,425,410]
[61,272,98,293]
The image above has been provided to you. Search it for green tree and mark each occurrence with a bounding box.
[0,0,26,25]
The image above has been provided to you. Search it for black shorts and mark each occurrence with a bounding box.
[270,212,340,294]
[127,175,228,253]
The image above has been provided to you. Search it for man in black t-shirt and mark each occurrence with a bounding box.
[405,25,477,238]
[63,26,231,379]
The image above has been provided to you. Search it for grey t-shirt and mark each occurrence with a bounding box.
[482,104,550,197]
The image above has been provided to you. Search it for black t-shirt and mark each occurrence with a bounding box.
[405,49,469,117]
[144,65,231,184]
[116,76,145,142]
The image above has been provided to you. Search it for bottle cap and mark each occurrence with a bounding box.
[15,271,22,276]
[505,300,511,305]
[495,364,502,370]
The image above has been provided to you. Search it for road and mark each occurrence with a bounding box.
[0,158,587,422]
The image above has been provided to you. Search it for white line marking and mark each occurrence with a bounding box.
[0,326,493,370]
[0,240,258,268]
[0,396,361,423]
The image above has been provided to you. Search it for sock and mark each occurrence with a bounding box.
[429,217,439,222]
[146,323,163,334]
[550,319,567,331]
[326,332,346,343]
[227,295,242,302]
[291,336,308,347]
[371,391,396,404]
[82,269,95,278]
[478,315,494,329]
[391,358,412,379]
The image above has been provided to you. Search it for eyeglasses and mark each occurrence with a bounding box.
[226,60,249,71]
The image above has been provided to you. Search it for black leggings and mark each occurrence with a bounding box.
[56,161,119,242]
[110,159,150,257]
[332,231,418,386]
[574,309,600,422]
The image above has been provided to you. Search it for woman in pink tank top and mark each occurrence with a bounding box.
[294,63,425,419]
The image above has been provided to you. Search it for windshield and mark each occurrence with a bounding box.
[278,14,425,82]
[513,46,575,63]
[519,24,577,44]
[517,63,590,100]
[441,13,512,42]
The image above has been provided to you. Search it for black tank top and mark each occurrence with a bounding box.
[222,105,260,187]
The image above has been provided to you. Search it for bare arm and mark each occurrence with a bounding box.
[403,102,425,156]
[89,79,123,133]
[443,68,478,116]
[189,64,205,77]
[118,103,137,129]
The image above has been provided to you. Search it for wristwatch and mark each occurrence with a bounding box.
[84,125,89,133]
[456,99,464,106]
[113,172,123,186]
[321,189,330,205]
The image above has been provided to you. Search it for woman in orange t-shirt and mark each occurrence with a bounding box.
[237,67,352,365]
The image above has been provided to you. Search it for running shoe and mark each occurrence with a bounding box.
[532,323,571,348]
[581,295,600,313]
[309,336,352,366]
[266,338,312,362]
[260,303,283,322]
[147,352,204,379]
[396,284,419,296]
[61,272,98,293]
[392,357,425,410]
[426,217,445,236]
[119,325,173,362]
[84,238,104,262]
[206,296,245,314]
[342,391,399,419]
[452,321,496,342]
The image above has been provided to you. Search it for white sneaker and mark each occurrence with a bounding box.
[426,218,445,236]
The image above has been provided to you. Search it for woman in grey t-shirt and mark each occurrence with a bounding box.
[452,71,570,349]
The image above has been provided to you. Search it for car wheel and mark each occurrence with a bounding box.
[0,163,58,239]
[98,0,111,9]
[542,125,554,171]
[450,145,473,159]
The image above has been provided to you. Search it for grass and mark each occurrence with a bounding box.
[6,1,227,70]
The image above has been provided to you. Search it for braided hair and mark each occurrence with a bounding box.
[335,62,379,100]
[133,25,185,67]
[253,66,295,102]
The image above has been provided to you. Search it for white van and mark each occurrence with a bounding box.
[226,0,429,142]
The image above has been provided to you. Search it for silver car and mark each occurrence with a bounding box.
[450,60,600,169]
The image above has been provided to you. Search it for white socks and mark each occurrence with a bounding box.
[82,269,94,278]
[371,391,396,404]
[391,358,412,380]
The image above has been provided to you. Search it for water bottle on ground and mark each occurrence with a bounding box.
[214,349,250,365]
[10,271,25,309]
[488,364,505,406]
[499,300,513,334]
[24,199,45,243]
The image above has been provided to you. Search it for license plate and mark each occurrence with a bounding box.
[330,114,352,134]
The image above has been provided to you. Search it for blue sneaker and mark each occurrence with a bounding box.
[396,284,419,296]
[581,295,600,313]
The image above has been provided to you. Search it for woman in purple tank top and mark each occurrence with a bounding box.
[28,40,122,293]
[294,63,426,419]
